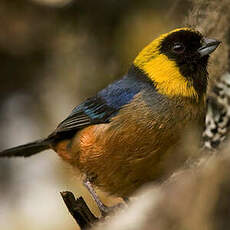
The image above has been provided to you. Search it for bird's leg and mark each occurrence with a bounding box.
[83,179,110,217]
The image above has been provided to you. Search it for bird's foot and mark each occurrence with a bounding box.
[83,179,125,217]
[96,201,125,217]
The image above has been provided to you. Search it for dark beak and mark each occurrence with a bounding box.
[198,38,221,57]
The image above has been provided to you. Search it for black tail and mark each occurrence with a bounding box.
[0,139,51,158]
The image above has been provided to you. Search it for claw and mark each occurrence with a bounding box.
[83,179,125,217]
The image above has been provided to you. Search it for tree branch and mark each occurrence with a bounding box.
[61,191,98,230]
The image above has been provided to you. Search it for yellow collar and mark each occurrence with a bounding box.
[133,28,199,101]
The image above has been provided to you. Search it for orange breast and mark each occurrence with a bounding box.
[52,93,204,197]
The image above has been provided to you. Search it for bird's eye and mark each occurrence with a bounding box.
[172,43,185,54]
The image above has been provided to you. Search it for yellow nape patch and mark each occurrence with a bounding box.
[143,54,198,99]
[133,27,198,100]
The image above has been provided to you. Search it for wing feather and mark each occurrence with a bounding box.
[48,74,143,141]
[49,96,116,139]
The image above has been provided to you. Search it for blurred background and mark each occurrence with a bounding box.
[0,0,192,229]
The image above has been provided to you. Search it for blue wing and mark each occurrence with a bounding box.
[50,75,142,138]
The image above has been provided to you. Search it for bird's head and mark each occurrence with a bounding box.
[132,28,220,101]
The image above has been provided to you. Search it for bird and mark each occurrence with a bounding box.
[0,28,220,214]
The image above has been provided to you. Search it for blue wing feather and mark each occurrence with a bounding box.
[98,75,141,109]
[50,74,144,138]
